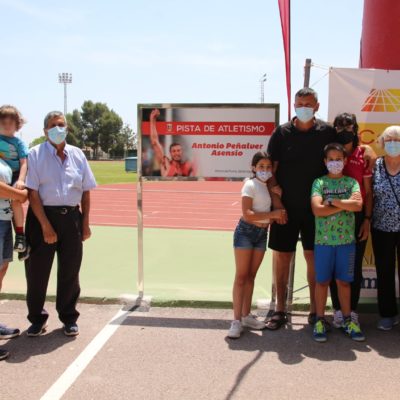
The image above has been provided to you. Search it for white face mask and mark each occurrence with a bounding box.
[256,170,272,182]
[326,160,344,174]
[48,126,67,145]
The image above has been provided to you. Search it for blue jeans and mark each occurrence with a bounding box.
[233,219,268,251]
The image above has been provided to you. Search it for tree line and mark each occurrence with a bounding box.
[30,101,136,159]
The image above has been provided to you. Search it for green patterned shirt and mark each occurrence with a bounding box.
[311,175,360,246]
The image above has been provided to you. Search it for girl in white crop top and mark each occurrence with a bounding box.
[228,152,286,339]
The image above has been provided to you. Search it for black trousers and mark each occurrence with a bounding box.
[330,211,366,312]
[24,206,83,325]
[371,228,400,318]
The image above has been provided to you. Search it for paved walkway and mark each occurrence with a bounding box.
[1,300,400,399]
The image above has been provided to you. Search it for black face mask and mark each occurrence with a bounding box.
[337,131,354,145]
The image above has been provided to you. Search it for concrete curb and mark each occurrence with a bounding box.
[0,292,379,312]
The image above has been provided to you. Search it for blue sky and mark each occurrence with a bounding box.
[0,0,364,144]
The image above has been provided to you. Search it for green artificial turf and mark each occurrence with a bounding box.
[2,226,311,305]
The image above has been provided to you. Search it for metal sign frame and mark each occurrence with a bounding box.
[136,103,280,300]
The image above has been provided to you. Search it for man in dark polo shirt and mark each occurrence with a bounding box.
[266,88,337,329]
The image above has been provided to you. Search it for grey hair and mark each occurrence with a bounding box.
[43,111,65,129]
[377,125,400,148]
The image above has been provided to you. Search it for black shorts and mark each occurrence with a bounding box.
[268,208,315,252]
[11,170,19,185]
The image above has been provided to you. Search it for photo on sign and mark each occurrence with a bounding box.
[139,105,279,179]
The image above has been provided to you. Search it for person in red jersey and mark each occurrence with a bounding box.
[149,109,193,177]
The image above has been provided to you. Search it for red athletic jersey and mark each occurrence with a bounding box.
[162,157,192,177]
[343,146,371,200]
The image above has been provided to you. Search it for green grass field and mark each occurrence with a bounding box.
[89,161,137,185]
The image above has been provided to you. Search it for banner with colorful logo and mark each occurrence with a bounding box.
[328,67,400,153]
[328,67,400,298]
[138,104,279,179]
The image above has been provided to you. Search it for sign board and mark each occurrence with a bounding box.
[138,104,279,179]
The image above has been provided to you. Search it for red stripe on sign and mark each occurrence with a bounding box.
[141,121,275,135]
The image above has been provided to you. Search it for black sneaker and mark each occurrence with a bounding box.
[64,323,79,336]
[27,322,47,337]
[14,234,27,253]
[308,313,317,325]
[0,324,20,339]
[18,245,30,261]
[0,349,9,361]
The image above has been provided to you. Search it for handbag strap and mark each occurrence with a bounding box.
[383,158,400,208]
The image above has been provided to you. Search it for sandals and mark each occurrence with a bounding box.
[265,311,288,330]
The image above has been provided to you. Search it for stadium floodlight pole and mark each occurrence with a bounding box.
[58,72,72,115]
[259,73,267,103]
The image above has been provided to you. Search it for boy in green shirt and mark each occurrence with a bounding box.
[311,143,365,342]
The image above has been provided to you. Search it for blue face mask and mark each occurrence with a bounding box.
[385,141,400,157]
[256,171,272,182]
[48,126,67,145]
[295,107,314,123]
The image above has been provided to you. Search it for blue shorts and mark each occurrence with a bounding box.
[0,220,13,270]
[314,244,355,283]
[233,219,268,251]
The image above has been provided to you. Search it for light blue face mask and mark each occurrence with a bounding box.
[385,141,400,157]
[48,126,67,145]
[295,107,314,123]
[256,170,272,182]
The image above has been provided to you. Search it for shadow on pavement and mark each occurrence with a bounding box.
[119,316,378,365]
[1,328,76,364]
[225,325,371,364]
[224,350,264,400]
[119,315,228,330]
[120,313,400,364]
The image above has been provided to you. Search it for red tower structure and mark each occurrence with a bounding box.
[360,0,400,69]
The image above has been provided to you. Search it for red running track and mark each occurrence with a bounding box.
[91,182,243,231]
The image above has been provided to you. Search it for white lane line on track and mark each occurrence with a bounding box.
[92,222,233,230]
[40,308,130,400]
[91,211,238,216]
[95,188,239,194]
[94,188,135,192]
[93,215,237,221]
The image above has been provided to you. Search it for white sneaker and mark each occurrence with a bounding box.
[333,310,344,328]
[241,314,266,330]
[228,320,243,338]
[351,311,359,325]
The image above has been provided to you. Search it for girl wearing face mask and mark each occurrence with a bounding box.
[371,126,400,331]
[228,152,286,338]
[329,113,373,331]
[311,143,364,342]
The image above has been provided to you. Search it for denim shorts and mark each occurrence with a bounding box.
[233,219,268,251]
[314,243,355,283]
[0,220,13,270]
